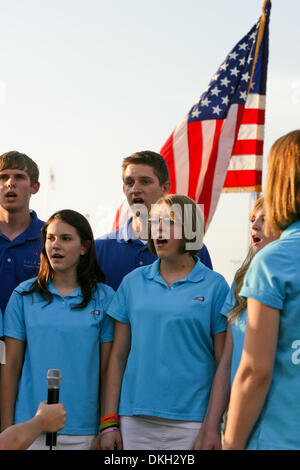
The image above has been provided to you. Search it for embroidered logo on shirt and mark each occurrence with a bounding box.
[23,258,40,269]
[193,296,205,301]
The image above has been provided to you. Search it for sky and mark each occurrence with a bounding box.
[0,0,299,284]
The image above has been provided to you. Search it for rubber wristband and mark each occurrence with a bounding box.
[100,427,120,435]
[99,421,119,431]
[101,413,119,423]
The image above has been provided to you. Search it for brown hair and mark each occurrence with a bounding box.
[21,209,105,310]
[0,151,39,184]
[264,130,300,234]
[122,151,169,185]
[147,194,204,257]
[228,197,264,322]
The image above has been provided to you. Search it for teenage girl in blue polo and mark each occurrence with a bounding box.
[1,209,114,450]
[197,197,280,449]
[223,130,300,450]
[100,194,229,450]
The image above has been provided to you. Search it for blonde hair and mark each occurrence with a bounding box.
[264,130,300,234]
[148,194,204,256]
[228,196,264,322]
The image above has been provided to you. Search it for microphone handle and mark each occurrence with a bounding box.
[45,388,60,447]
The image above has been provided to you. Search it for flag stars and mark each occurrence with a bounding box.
[230,66,239,77]
[220,62,228,71]
[201,97,211,107]
[212,105,222,116]
[211,86,221,96]
[239,42,248,51]
[185,13,267,121]
[228,51,238,60]
[192,108,201,118]
[242,71,250,82]
[211,73,219,82]
[221,95,229,106]
[220,77,230,87]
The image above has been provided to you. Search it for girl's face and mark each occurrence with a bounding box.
[45,219,88,275]
[150,203,183,260]
[251,207,280,254]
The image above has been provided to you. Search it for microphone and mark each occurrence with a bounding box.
[45,369,62,449]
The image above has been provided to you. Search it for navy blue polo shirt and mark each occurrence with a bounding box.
[0,210,44,313]
[95,217,213,291]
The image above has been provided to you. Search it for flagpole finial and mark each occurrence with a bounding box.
[262,0,271,9]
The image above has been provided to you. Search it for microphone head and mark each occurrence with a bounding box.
[47,369,62,389]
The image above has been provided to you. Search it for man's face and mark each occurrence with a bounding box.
[0,168,40,213]
[123,164,170,212]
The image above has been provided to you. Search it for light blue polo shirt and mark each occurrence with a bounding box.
[240,220,300,450]
[107,257,229,421]
[221,284,247,385]
[4,278,115,435]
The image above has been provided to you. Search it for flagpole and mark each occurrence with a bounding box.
[247,0,269,220]
[248,0,270,93]
[42,168,55,219]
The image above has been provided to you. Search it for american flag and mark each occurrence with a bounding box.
[112,0,271,231]
[160,0,271,228]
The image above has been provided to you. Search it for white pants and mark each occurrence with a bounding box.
[27,434,96,450]
[120,416,202,450]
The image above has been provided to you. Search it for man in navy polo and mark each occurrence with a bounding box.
[0,151,44,313]
[95,151,212,291]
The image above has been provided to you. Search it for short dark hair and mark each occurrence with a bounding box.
[0,151,39,184]
[122,151,169,185]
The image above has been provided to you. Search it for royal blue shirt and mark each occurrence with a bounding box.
[95,218,213,291]
[0,210,44,313]
[107,258,228,421]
